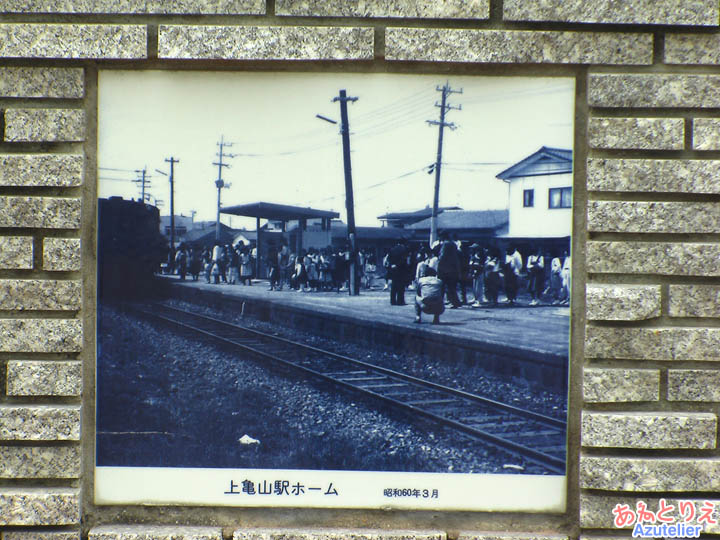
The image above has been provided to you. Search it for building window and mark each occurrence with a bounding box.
[523,189,534,207]
[548,187,572,209]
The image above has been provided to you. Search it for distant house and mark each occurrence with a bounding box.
[377,206,461,228]
[408,209,509,242]
[496,147,572,239]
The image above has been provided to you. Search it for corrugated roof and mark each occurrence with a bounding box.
[221,201,339,220]
[408,209,509,230]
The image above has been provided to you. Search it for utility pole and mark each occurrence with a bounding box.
[427,81,462,246]
[333,89,360,296]
[213,136,235,242]
[156,157,179,264]
[133,167,152,204]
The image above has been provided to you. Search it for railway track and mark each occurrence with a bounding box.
[129,302,567,474]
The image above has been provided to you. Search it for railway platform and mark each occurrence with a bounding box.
[163,276,570,391]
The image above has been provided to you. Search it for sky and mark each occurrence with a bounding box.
[98,71,574,229]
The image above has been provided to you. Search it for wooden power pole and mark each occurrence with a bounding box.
[333,89,360,296]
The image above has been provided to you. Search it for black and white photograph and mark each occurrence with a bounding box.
[95,71,574,511]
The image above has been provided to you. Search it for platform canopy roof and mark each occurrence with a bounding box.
[220,202,339,221]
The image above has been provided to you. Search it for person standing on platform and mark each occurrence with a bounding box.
[437,231,462,309]
[469,244,485,307]
[387,239,408,306]
[267,246,279,290]
[503,245,522,304]
[527,246,545,305]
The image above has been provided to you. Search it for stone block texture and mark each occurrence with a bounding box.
[0,319,83,352]
[0,280,81,310]
[90,526,224,540]
[159,26,374,60]
[0,197,81,229]
[669,285,720,317]
[585,284,661,321]
[587,158,720,194]
[233,531,445,540]
[693,118,720,150]
[588,117,684,150]
[0,405,81,440]
[666,33,720,65]
[586,241,720,276]
[587,201,720,234]
[43,237,82,271]
[580,456,720,491]
[0,236,33,269]
[0,67,84,98]
[385,29,652,64]
[583,368,660,402]
[0,488,80,525]
[581,412,717,449]
[0,24,146,59]
[4,533,80,540]
[589,74,720,108]
[0,154,84,187]
[0,446,81,478]
[580,494,720,531]
[4,109,85,143]
[276,0,488,18]
[585,326,720,361]
[668,370,720,401]
[6,360,83,396]
[503,0,719,26]
[458,535,566,540]
[2,0,264,14]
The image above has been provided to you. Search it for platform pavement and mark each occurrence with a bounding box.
[163,276,570,359]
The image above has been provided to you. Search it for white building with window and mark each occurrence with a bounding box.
[496,146,572,239]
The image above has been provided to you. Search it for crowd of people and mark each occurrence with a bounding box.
[169,234,571,325]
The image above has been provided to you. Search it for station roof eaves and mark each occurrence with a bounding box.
[221,202,339,221]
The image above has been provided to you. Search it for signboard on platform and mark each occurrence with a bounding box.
[96,70,574,511]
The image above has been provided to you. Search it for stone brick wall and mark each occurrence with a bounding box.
[0,1,718,539]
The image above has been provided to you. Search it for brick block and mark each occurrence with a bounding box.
[504,0,718,26]
[0,197,81,229]
[669,285,720,318]
[0,236,33,269]
[668,369,720,401]
[0,280,81,310]
[159,25,374,60]
[90,526,224,540]
[385,28,652,65]
[583,367,660,403]
[588,117,683,150]
[666,33,720,65]
[582,411,717,449]
[0,154,84,187]
[233,531,444,540]
[587,241,720,276]
[0,67,83,98]
[581,456,720,491]
[2,0,263,14]
[587,158,720,194]
[581,494,720,531]
[589,74,720,108]
[693,118,720,150]
[4,109,85,143]
[587,201,720,234]
[43,238,81,271]
[276,0,488,18]
[7,360,82,396]
[0,405,81,441]
[0,488,80,525]
[585,326,720,361]
[4,532,80,540]
[0,24,146,59]
[585,284,661,321]
[0,319,82,352]
[0,446,81,478]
